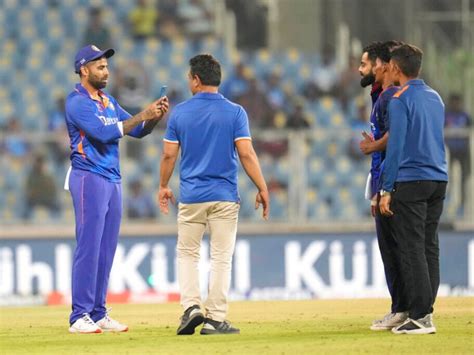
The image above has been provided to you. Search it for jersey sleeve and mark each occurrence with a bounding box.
[66,97,123,143]
[381,88,398,131]
[234,107,251,141]
[163,110,179,143]
[382,98,409,191]
[116,101,132,122]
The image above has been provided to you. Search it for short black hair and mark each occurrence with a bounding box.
[385,40,405,50]
[362,41,383,64]
[377,40,405,63]
[189,54,221,86]
[390,44,423,77]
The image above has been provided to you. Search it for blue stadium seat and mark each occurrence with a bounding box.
[4,9,19,38]
[307,155,325,187]
[0,2,409,223]
[269,189,288,220]
[239,188,259,219]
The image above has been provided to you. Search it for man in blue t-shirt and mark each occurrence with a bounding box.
[380,44,448,335]
[158,54,269,335]
[65,44,169,334]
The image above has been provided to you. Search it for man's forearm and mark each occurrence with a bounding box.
[141,117,162,136]
[374,133,389,152]
[240,152,267,192]
[159,155,177,188]
[123,110,152,135]
[364,133,389,153]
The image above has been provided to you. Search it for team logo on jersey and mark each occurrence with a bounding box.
[96,114,118,126]
[91,45,101,52]
[108,102,115,111]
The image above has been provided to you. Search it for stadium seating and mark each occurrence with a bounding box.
[0,0,389,223]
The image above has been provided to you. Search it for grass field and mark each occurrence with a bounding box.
[1,297,473,354]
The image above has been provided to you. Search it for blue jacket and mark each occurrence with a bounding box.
[382,79,448,191]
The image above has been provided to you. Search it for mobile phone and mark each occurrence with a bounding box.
[159,85,167,98]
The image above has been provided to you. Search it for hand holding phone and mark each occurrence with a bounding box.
[156,86,169,116]
[159,85,167,98]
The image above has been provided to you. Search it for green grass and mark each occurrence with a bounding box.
[1,297,473,354]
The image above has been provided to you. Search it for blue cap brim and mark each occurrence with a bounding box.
[75,48,115,73]
[87,48,115,63]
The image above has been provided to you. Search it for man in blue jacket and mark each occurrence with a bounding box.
[380,44,448,335]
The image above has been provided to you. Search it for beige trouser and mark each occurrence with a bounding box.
[177,201,239,322]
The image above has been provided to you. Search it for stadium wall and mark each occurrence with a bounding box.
[1,231,472,306]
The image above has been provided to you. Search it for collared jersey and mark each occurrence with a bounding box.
[65,83,145,182]
[369,86,398,196]
[164,92,251,203]
[382,79,448,191]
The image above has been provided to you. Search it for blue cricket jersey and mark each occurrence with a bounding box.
[370,82,383,106]
[164,92,251,203]
[369,86,398,196]
[65,84,146,183]
[382,79,448,191]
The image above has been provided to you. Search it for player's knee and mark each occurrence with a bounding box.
[177,245,200,259]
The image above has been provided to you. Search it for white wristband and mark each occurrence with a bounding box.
[117,122,124,136]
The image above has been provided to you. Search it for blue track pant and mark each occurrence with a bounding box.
[68,169,122,325]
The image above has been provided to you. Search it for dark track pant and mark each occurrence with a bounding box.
[375,209,408,313]
[390,180,447,320]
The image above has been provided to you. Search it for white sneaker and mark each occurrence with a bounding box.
[69,314,102,334]
[392,314,436,335]
[370,312,408,331]
[97,313,128,332]
[371,312,394,326]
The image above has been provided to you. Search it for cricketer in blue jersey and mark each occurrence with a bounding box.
[358,42,382,212]
[368,86,398,193]
[158,54,269,336]
[65,45,169,334]
[380,44,448,335]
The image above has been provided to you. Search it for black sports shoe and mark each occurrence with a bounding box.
[177,305,204,335]
[200,318,240,335]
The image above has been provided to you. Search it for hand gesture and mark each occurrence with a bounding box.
[370,195,378,217]
[255,190,270,220]
[144,96,169,121]
[379,194,394,217]
[158,186,176,215]
[156,96,169,118]
[359,131,375,155]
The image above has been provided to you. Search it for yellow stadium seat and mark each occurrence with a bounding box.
[287,48,300,63]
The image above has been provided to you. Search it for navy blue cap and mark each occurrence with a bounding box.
[74,44,115,73]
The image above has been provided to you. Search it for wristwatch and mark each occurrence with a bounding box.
[380,189,391,197]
